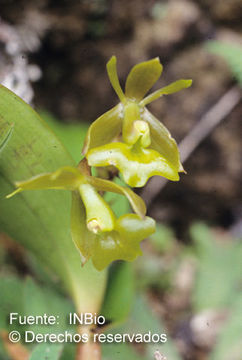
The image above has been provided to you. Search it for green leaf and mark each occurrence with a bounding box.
[0,276,24,332]
[23,277,74,334]
[101,262,135,324]
[0,122,14,154]
[142,108,183,172]
[125,58,163,101]
[209,296,242,360]
[40,111,89,164]
[0,274,74,338]
[112,296,182,360]
[0,85,107,313]
[132,297,182,360]
[29,343,63,360]
[82,104,123,155]
[206,41,242,87]
[141,79,192,106]
[106,56,126,102]
[102,342,142,360]
[59,343,76,360]
[191,223,242,310]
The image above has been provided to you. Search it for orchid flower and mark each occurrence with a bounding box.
[7,164,155,270]
[84,56,192,187]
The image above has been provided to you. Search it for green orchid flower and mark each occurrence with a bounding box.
[7,165,155,270]
[72,193,155,270]
[83,56,192,187]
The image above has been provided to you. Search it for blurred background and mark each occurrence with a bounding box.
[0,1,241,360]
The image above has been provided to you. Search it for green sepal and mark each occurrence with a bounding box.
[7,166,84,198]
[87,175,146,218]
[106,56,126,102]
[87,142,179,187]
[91,214,156,271]
[141,79,192,106]
[8,162,146,219]
[142,108,184,172]
[82,104,123,155]
[125,58,163,101]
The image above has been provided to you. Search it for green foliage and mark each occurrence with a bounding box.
[190,224,242,360]
[0,276,24,333]
[191,223,242,310]
[108,296,182,360]
[206,41,242,87]
[101,262,135,324]
[23,278,74,334]
[0,276,24,359]
[150,223,175,253]
[0,274,74,359]
[0,123,14,154]
[102,342,141,360]
[40,111,89,164]
[0,85,107,313]
[29,344,64,360]
[209,296,242,360]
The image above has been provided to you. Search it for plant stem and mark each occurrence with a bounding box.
[76,326,101,360]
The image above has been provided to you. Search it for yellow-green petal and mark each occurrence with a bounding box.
[82,104,123,155]
[125,58,163,101]
[91,214,155,271]
[87,142,179,188]
[106,56,126,103]
[6,166,84,198]
[141,108,183,172]
[79,183,115,233]
[87,175,146,218]
[140,79,192,106]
